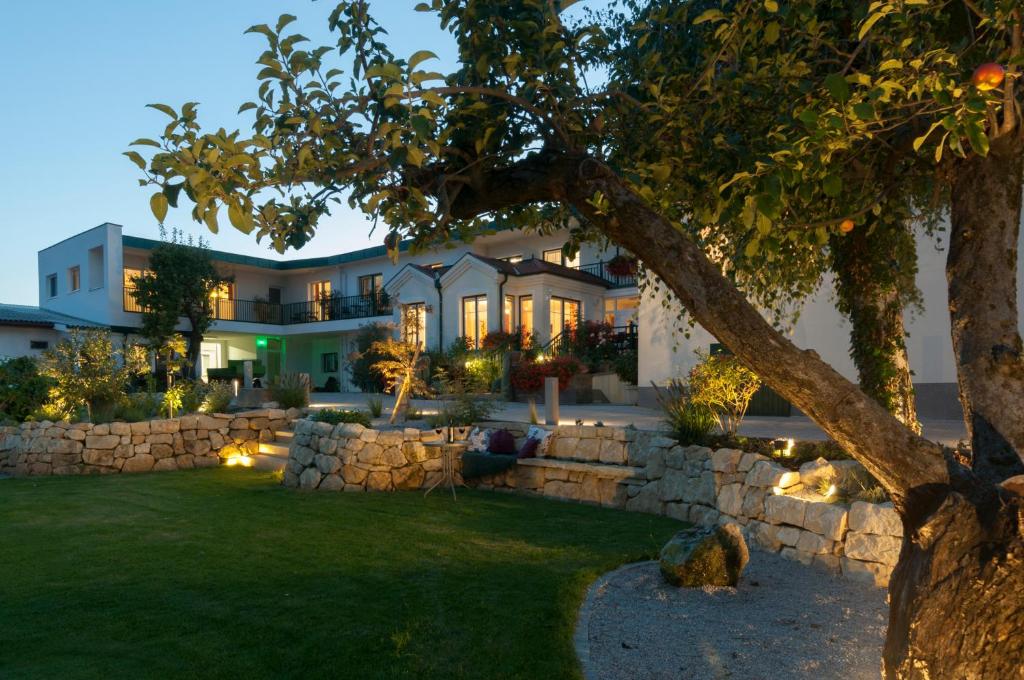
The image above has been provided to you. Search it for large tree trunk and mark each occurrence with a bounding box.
[185,326,203,382]
[948,133,1024,481]
[831,220,920,432]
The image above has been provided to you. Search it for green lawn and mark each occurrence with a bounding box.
[0,468,681,679]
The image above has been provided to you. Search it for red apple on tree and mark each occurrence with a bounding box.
[840,218,855,234]
[972,62,1005,91]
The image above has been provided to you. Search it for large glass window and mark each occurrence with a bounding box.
[123,267,148,312]
[462,295,488,349]
[403,302,426,349]
[604,296,639,327]
[210,283,235,320]
[503,295,514,334]
[542,246,580,268]
[518,295,533,343]
[309,280,332,320]
[359,273,383,298]
[550,296,581,338]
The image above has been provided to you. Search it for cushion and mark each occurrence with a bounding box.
[467,427,491,453]
[526,425,552,454]
[487,429,517,455]
[518,437,540,459]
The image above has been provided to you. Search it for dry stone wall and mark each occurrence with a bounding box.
[0,408,298,476]
[281,419,449,492]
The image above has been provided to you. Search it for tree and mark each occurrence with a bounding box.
[687,350,761,436]
[0,356,52,422]
[370,323,432,423]
[130,228,230,380]
[38,328,149,422]
[130,1,1024,674]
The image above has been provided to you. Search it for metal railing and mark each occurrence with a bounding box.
[123,290,392,325]
[545,323,638,356]
[573,261,637,288]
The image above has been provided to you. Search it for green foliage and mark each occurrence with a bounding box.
[348,323,392,393]
[38,329,149,422]
[654,379,716,445]
[368,336,431,397]
[310,408,372,428]
[162,383,186,418]
[429,367,498,426]
[200,381,235,414]
[366,394,384,418]
[613,349,638,386]
[687,351,761,436]
[0,356,52,422]
[130,228,231,379]
[270,373,309,409]
[113,393,162,423]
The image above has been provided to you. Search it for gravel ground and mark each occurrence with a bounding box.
[577,552,888,680]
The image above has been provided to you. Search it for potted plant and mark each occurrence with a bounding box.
[606,254,638,277]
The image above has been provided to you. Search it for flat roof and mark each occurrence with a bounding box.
[0,303,104,329]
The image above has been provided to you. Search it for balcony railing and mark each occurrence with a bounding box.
[124,290,392,325]
[573,261,637,288]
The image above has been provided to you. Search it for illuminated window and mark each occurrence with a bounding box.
[502,254,523,263]
[68,266,80,292]
[518,295,533,342]
[503,295,514,333]
[359,273,383,297]
[462,295,488,349]
[210,283,235,320]
[309,280,332,320]
[403,302,426,349]
[550,296,580,338]
[122,267,149,312]
[542,246,579,268]
[604,296,639,326]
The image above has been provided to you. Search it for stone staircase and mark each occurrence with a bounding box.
[253,430,293,471]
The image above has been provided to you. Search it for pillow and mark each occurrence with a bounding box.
[518,437,540,459]
[467,427,490,453]
[526,425,552,455]
[488,429,517,455]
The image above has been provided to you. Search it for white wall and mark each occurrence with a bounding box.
[38,223,121,324]
[0,327,63,360]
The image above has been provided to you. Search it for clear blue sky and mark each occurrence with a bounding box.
[0,1,459,305]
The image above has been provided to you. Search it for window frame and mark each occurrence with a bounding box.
[68,266,80,293]
[402,301,427,350]
[358,273,384,298]
[46,274,57,299]
[461,294,488,349]
[518,295,533,342]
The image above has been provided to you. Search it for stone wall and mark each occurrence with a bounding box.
[281,419,448,492]
[0,408,297,476]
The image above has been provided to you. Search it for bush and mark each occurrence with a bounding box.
[113,393,161,422]
[270,373,310,409]
[0,356,52,422]
[366,394,384,418]
[348,323,392,392]
[200,381,234,414]
[311,409,372,428]
[687,350,761,436]
[613,350,638,385]
[511,356,584,393]
[654,379,716,445]
[427,394,498,427]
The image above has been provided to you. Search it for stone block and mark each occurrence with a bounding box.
[130,421,151,435]
[150,419,180,434]
[122,454,155,473]
[543,480,580,500]
[366,470,391,491]
[299,467,322,490]
[740,486,767,519]
[737,452,767,472]
[841,557,890,587]
[716,483,744,517]
[359,429,380,443]
[109,422,131,436]
[575,438,601,461]
[319,474,344,491]
[745,521,782,552]
[844,531,901,566]
[292,446,315,467]
[93,424,110,436]
[848,501,902,537]
[780,546,814,565]
[113,444,134,459]
[148,433,173,446]
[659,470,689,502]
[803,503,849,541]
[65,429,86,441]
[153,458,177,472]
[82,449,114,466]
[710,448,744,473]
[777,526,801,547]
[764,494,807,527]
[795,530,833,555]
[176,454,195,469]
[688,504,720,527]
[342,464,369,484]
[151,444,174,459]
[745,460,789,488]
[85,434,120,450]
[625,480,663,515]
[552,436,579,458]
[681,471,717,506]
[315,454,341,475]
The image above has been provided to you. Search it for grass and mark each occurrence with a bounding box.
[0,468,681,679]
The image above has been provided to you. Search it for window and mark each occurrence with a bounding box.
[462,295,488,349]
[68,266,80,293]
[30,340,48,350]
[210,283,235,320]
[122,268,149,312]
[88,246,104,289]
[268,287,282,304]
[321,352,339,373]
[46,274,57,298]
[518,295,533,342]
[309,280,332,320]
[542,247,579,268]
[503,295,514,333]
[359,273,383,298]
[502,254,523,264]
[604,296,639,326]
[402,302,426,349]
[550,296,581,338]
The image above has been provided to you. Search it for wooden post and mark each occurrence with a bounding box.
[544,376,560,426]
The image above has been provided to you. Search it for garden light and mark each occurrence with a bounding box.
[771,437,794,458]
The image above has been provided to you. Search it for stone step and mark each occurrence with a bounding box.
[251,453,287,472]
[275,430,294,440]
[258,441,290,458]
[517,457,642,480]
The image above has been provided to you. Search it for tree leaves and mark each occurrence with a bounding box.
[824,73,850,104]
[150,192,168,224]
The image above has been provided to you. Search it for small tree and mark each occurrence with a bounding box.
[0,356,53,422]
[687,351,761,437]
[370,335,431,424]
[347,322,392,392]
[131,228,230,380]
[38,328,149,422]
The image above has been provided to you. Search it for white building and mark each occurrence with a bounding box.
[11,220,1005,419]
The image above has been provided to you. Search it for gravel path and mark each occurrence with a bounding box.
[576,552,888,680]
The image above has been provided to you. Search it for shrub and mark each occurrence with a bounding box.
[463,353,503,393]
[347,323,392,392]
[311,409,372,427]
[162,383,187,418]
[427,394,497,427]
[687,350,761,436]
[613,349,638,385]
[560,321,619,371]
[480,331,518,351]
[654,379,716,445]
[200,381,234,413]
[270,373,310,409]
[366,394,384,418]
[511,356,584,393]
[0,356,52,422]
[113,392,161,422]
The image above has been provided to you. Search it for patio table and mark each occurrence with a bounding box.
[423,440,468,500]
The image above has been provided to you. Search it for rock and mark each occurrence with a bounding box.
[764,494,807,527]
[109,422,131,436]
[710,448,743,473]
[84,434,120,450]
[688,504,720,527]
[841,557,891,588]
[844,531,902,566]
[737,452,767,472]
[744,460,790,488]
[659,524,749,588]
[82,449,114,466]
[314,454,341,475]
[299,467,322,490]
[645,450,666,480]
[392,465,426,490]
[848,501,903,537]
[798,457,833,488]
[292,446,315,467]
[745,521,782,552]
[149,419,180,434]
[153,458,177,472]
[366,470,392,491]
[624,480,663,515]
[122,454,155,473]
[716,483,744,517]
[319,474,344,491]
[795,530,833,555]
[803,503,849,541]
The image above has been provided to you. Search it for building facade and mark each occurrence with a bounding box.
[20,220,1020,419]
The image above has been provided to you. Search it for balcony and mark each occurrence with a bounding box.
[573,261,637,288]
[124,289,392,325]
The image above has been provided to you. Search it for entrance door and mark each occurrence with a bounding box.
[199,342,222,382]
[549,296,581,338]
[264,338,283,382]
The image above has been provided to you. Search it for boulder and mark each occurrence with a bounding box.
[844,531,902,566]
[659,524,749,587]
[122,454,155,473]
[848,501,902,537]
[803,502,849,541]
[764,494,807,527]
